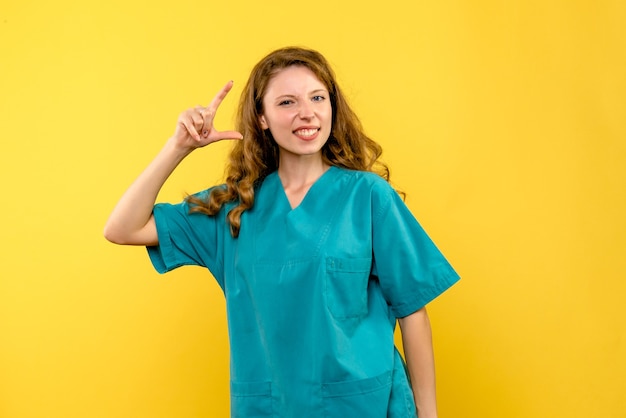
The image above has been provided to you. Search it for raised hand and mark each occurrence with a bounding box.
[171,80,243,151]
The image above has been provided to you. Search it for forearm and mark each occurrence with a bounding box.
[398,307,438,418]
[103,138,191,245]
[104,82,242,245]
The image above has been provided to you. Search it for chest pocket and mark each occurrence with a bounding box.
[325,257,372,319]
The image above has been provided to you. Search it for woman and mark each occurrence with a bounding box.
[104,46,459,418]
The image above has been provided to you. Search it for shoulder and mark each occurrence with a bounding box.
[333,167,408,222]
[333,167,391,191]
[333,167,396,202]
[170,184,233,217]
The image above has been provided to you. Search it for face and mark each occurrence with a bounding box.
[259,65,332,163]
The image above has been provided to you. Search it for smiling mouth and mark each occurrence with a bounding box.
[293,128,319,138]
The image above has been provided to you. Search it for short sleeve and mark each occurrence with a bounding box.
[146,190,225,287]
[371,182,459,318]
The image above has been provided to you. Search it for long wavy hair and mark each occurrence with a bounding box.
[187,46,390,237]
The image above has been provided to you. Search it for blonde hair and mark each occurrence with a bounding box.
[188,46,390,237]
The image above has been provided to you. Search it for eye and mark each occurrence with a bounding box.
[278,99,294,106]
[312,95,326,102]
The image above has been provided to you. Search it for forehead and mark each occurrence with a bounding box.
[264,65,327,97]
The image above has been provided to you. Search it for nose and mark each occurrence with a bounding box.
[298,101,314,119]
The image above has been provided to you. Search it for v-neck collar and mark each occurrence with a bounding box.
[270,166,337,212]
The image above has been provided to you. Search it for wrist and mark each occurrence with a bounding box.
[415,404,438,418]
[163,137,195,160]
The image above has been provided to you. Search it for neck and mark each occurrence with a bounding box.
[277,153,329,188]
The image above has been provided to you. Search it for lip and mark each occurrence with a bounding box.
[292,126,320,141]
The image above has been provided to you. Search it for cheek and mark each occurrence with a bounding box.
[266,110,289,126]
[324,104,333,120]
[324,108,333,129]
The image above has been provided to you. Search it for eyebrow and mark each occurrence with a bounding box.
[274,89,328,99]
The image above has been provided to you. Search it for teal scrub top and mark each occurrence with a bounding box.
[147,166,459,417]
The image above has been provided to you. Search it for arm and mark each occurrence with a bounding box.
[398,307,438,418]
[103,81,242,246]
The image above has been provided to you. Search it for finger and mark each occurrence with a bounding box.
[190,111,205,132]
[181,119,201,141]
[201,81,234,138]
[206,80,235,115]
[194,105,205,122]
[192,105,212,137]
[211,130,244,142]
[200,109,214,137]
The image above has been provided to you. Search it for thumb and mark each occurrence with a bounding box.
[213,130,244,141]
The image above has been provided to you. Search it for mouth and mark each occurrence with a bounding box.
[293,128,320,140]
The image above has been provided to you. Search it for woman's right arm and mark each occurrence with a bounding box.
[103,81,243,246]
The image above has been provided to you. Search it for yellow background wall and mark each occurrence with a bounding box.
[1,1,624,417]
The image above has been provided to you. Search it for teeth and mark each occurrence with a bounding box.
[295,129,317,137]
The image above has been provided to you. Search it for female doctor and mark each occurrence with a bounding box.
[104,46,458,418]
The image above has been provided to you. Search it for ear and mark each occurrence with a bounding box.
[259,114,269,130]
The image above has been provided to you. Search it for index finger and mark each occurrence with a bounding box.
[206,80,235,115]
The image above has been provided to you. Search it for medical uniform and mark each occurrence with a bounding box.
[147,166,459,417]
